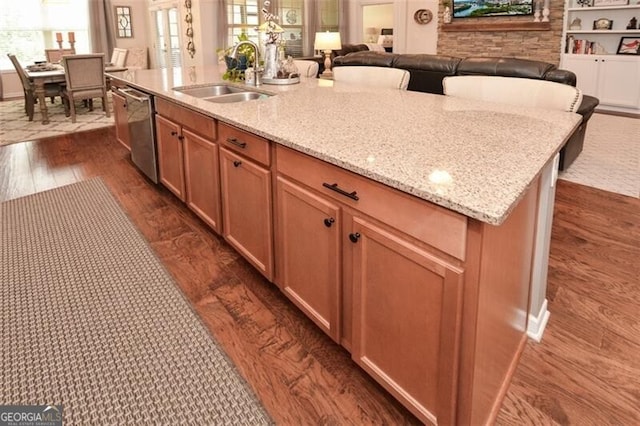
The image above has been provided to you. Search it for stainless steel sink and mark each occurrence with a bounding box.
[204,92,270,103]
[174,84,271,103]
[173,84,246,98]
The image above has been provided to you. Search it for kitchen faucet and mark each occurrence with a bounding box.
[230,40,262,86]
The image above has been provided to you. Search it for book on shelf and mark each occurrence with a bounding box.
[566,37,604,54]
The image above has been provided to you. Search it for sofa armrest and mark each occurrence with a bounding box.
[577,94,599,121]
[545,69,577,86]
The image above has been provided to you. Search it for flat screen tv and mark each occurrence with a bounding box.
[453,0,533,18]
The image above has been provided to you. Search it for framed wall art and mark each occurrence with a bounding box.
[616,37,640,54]
[115,6,133,38]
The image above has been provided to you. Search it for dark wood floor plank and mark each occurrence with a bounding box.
[1,127,638,425]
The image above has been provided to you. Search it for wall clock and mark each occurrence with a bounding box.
[414,9,433,25]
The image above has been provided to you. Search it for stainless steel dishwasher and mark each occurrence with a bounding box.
[117,87,158,183]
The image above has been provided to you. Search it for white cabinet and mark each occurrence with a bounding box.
[560,1,640,112]
[561,54,640,110]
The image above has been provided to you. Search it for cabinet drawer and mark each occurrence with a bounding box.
[218,123,271,167]
[155,97,216,140]
[276,145,467,260]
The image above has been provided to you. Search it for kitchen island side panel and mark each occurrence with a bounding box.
[458,178,539,425]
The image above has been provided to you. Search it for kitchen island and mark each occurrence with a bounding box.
[108,66,581,425]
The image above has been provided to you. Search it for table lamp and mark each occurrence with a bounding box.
[314,31,342,78]
[365,27,378,43]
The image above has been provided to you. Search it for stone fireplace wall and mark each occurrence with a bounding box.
[437,0,565,66]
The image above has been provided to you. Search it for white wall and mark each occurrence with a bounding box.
[112,0,150,51]
[402,0,438,54]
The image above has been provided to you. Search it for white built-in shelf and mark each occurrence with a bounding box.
[566,29,640,33]
[567,5,640,11]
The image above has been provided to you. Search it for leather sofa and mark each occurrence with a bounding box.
[333,52,599,171]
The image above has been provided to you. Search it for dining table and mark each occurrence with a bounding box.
[25,63,128,124]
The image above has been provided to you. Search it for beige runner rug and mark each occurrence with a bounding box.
[0,178,271,424]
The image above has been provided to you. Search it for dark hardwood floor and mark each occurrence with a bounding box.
[1,128,638,425]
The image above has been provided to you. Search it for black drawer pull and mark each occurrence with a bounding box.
[323,217,335,228]
[171,130,178,136]
[178,135,184,141]
[227,137,247,148]
[349,232,361,243]
[233,160,242,167]
[322,182,359,201]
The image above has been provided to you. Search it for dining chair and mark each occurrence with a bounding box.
[332,66,410,90]
[109,48,128,68]
[7,53,63,121]
[61,53,110,123]
[293,60,319,78]
[442,75,583,112]
[124,47,148,70]
[45,48,76,63]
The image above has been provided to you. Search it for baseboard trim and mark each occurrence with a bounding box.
[527,298,550,342]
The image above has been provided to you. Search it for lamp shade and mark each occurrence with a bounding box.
[314,32,342,51]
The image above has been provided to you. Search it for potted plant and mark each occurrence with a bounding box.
[217,32,256,82]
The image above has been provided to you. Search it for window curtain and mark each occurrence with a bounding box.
[89,0,115,56]
[218,0,228,51]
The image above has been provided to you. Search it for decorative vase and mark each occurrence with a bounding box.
[443,6,452,24]
[542,5,550,22]
[263,44,278,79]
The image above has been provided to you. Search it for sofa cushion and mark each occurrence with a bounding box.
[457,57,556,80]
[333,51,397,67]
[331,43,369,60]
[393,54,462,94]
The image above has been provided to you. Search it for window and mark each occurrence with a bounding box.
[226,0,261,45]
[0,0,89,70]
[225,0,340,58]
[152,7,182,69]
[278,0,303,57]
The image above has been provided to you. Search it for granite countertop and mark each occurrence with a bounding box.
[107,65,581,225]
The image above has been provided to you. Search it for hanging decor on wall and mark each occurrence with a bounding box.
[414,9,434,25]
[115,6,133,38]
[184,0,195,58]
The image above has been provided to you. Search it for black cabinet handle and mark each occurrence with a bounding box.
[178,135,184,141]
[349,232,361,243]
[171,131,178,136]
[324,217,335,228]
[322,182,359,201]
[233,160,242,167]
[227,137,247,149]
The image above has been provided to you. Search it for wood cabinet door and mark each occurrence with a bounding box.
[155,114,185,201]
[112,91,130,150]
[349,214,463,426]
[276,176,342,341]
[220,147,273,280]
[183,128,221,233]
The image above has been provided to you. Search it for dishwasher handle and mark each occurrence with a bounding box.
[117,87,151,103]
